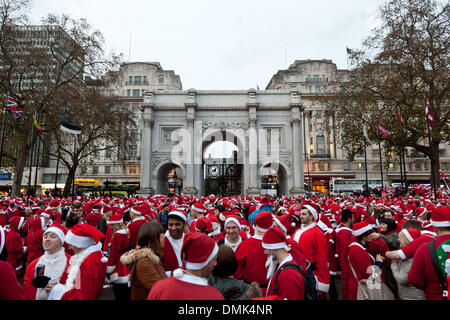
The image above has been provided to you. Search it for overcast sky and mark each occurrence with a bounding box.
[29,0,385,90]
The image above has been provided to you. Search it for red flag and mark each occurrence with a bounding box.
[378,121,392,136]
[424,96,435,127]
[397,104,405,133]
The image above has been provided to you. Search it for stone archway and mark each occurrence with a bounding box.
[260,161,290,196]
[154,162,184,195]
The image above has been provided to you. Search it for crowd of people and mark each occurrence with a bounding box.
[0,184,449,301]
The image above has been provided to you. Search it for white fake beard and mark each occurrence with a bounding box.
[265,254,276,280]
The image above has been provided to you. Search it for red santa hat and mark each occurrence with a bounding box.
[302,204,318,221]
[254,211,274,233]
[273,214,296,234]
[130,205,143,216]
[65,224,105,248]
[224,214,242,230]
[262,226,289,251]
[41,208,53,219]
[107,213,123,225]
[167,209,187,223]
[194,216,212,233]
[48,199,61,209]
[178,232,218,272]
[191,202,205,214]
[219,210,231,222]
[415,207,427,218]
[352,221,372,237]
[430,206,450,228]
[399,228,421,243]
[44,224,67,245]
[0,225,5,255]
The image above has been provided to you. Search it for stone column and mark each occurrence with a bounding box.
[138,93,155,196]
[289,93,305,195]
[182,89,198,195]
[246,92,260,195]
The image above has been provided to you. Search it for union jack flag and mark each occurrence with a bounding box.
[6,93,26,121]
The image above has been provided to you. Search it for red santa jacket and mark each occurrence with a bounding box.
[23,251,71,300]
[292,223,330,292]
[397,232,436,260]
[5,217,26,275]
[336,225,355,276]
[48,244,107,300]
[408,234,450,300]
[128,216,147,248]
[26,217,45,264]
[0,261,25,300]
[348,242,377,281]
[147,273,224,300]
[162,231,185,272]
[366,237,389,258]
[265,255,305,300]
[234,234,268,286]
[106,229,130,284]
[0,212,7,227]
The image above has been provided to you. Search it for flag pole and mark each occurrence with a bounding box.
[33,102,40,193]
[378,140,384,191]
[364,145,369,197]
[426,120,437,200]
[0,91,9,169]
[402,146,408,192]
[398,147,404,189]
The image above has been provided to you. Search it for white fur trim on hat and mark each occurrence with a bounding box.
[17,217,25,231]
[219,212,226,222]
[130,208,142,216]
[45,227,65,245]
[0,226,5,254]
[273,216,287,234]
[430,219,450,228]
[262,241,286,250]
[400,229,413,243]
[184,243,219,270]
[224,217,241,230]
[168,211,186,222]
[64,230,96,248]
[303,205,318,221]
[353,224,372,237]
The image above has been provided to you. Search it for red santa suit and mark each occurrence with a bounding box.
[293,223,330,292]
[336,224,357,300]
[48,224,107,300]
[106,228,130,284]
[24,248,71,300]
[148,232,223,300]
[127,215,146,248]
[234,234,268,286]
[162,230,185,273]
[26,217,45,264]
[5,216,27,277]
[265,254,305,300]
[0,209,8,227]
[397,232,436,260]
[147,273,224,300]
[408,234,450,300]
[0,261,25,300]
[348,241,379,281]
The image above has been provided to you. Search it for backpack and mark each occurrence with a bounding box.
[273,261,320,300]
[428,240,448,300]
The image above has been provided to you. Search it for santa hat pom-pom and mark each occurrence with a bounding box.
[101,256,108,263]
[335,254,339,258]
[173,268,184,279]
[291,222,296,227]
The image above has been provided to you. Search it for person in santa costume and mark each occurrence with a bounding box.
[0,226,25,300]
[263,226,305,300]
[148,232,224,300]
[234,211,273,287]
[292,205,330,296]
[218,215,245,252]
[390,228,425,300]
[189,202,206,233]
[106,213,131,300]
[335,208,357,300]
[127,205,147,248]
[47,224,108,300]
[347,221,386,287]
[5,216,27,278]
[23,224,71,300]
[162,208,188,274]
[26,216,47,265]
[408,206,450,300]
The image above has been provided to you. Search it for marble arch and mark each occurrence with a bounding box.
[139,89,305,196]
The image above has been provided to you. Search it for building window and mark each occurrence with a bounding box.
[344,163,350,171]
[132,89,140,96]
[132,103,139,111]
[309,86,312,93]
[92,166,98,174]
[439,149,445,157]
[158,75,164,84]
[128,76,132,85]
[358,163,365,170]
[323,86,327,93]
[143,76,147,85]
[127,89,131,96]
[313,75,319,82]
[315,86,320,93]
[104,166,111,174]
[373,149,380,158]
[414,162,422,170]
[134,76,141,85]
[105,150,112,158]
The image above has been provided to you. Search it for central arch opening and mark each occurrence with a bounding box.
[202,131,244,196]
